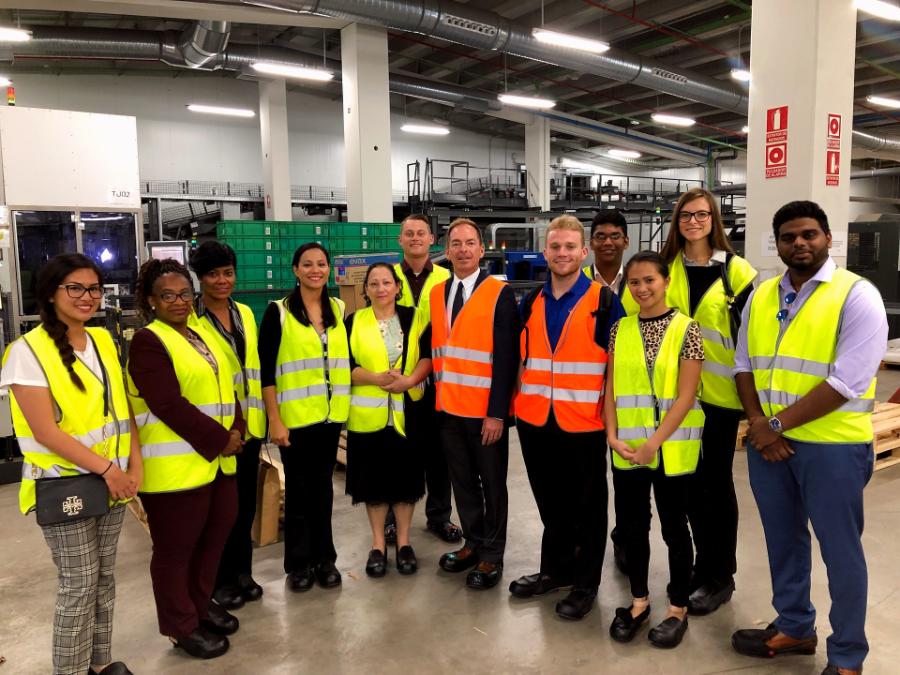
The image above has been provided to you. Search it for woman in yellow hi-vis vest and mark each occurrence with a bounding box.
[345,263,433,578]
[128,258,244,661]
[188,241,266,611]
[604,251,705,650]
[660,187,756,614]
[0,253,140,675]
[259,242,350,594]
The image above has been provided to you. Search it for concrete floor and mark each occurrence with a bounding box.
[4,370,900,674]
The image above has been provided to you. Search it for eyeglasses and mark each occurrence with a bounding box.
[677,210,712,223]
[591,233,624,242]
[775,292,797,322]
[158,290,194,304]
[59,284,103,299]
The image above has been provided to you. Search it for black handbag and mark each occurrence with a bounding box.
[35,473,110,526]
[718,258,742,339]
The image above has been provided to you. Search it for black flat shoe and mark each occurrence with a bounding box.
[366,549,387,577]
[172,628,229,659]
[439,546,479,573]
[688,579,735,615]
[466,561,503,589]
[91,663,134,675]
[201,601,239,636]
[238,574,263,602]
[648,615,688,649]
[732,623,818,658]
[315,561,342,588]
[427,520,463,543]
[508,573,571,599]
[286,567,314,593]
[396,545,418,575]
[609,605,651,643]
[555,588,596,621]
[212,584,245,610]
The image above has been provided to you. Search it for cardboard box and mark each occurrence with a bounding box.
[333,252,400,286]
[339,283,367,315]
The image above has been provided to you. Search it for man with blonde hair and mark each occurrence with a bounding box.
[511,214,624,619]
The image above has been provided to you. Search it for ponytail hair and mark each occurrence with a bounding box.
[287,243,336,329]
[36,253,104,392]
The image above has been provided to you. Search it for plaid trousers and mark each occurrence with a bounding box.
[40,504,126,675]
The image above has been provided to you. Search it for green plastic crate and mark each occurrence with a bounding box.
[221,235,279,252]
[234,279,279,291]
[280,237,328,255]
[235,251,280,267]
[373,236,403,253]
[280,223,330,237]
[218,221,278,237]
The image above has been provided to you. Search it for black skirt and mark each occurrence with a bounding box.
[345,427,425,506]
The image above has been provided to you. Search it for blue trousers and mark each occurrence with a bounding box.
[747,439,873,670]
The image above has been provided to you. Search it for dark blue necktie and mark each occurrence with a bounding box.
[451,283,465,326]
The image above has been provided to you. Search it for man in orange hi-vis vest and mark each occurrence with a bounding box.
[431,218,520,590]
[512,215,624,621]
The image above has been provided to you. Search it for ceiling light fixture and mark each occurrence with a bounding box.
[855,0,900,21]
[651,112,696,127]
[186,104,256,118]
[562,158,599,172]
[0,77,11,86]
[866,94,900,108]
[251,62,334,81]
[498,93,556,109]
[731,68,751,82]
[0,27,31,42]
[401,123,450,135]
[531,28,610,54]
[607,149,641,159]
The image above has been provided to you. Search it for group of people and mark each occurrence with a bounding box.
[1,189,885,675]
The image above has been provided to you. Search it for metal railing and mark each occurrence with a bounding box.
[141,179,407,204]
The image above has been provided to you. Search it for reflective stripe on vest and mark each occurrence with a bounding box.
[431,276,504,418]
[274,296,350,428]
[5,326,133,515]
[127,320,237,494]
[666,252,757,409]
[395,262,450,327]
[612,312,705,476]
[747,268,876,443]
[515,283,608,432]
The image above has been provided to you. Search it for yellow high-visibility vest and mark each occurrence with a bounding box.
[667,252,757,410]
[747,268,875,443]
[274,296,350,428]
[127,320,236,493]
[191,301,266,439]
[583,265,639,315]
[6,326,132,514]
[347,307,426,436]
[395,262,450,325]
[612,312,705,476]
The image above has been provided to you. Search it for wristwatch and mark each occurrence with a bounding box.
[767,416,784,434]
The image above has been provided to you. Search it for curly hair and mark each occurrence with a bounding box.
[36,253,105,392]
[135,258,193,321]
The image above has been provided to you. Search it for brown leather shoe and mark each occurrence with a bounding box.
[821,666,862,675]
[439,546,479,573]
[732,623,817,658]
[466,561,503,589]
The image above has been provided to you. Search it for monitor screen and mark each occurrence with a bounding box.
[147,242,188,264]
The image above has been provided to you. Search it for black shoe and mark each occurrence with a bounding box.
[201,601,239,636]
[649,615,688,649]
[688,579,735,615]
[609,605,651,643]
[427,520,463,543]
[555,588,597,620]
[439,546,479,573]
[286,567,314,593]
[732,623,818,658]
[237,574,263,602]
[466,561,503,589]
[315,561,342,588]
[366,549,387,578]
[212,584,245,610]
[508,573,571,599]
[172,627,229,659]
[396,545,418,575]
[821,666,862,675]
[92,663,134,675]
[613,541,629,576]
[384,522,397,545]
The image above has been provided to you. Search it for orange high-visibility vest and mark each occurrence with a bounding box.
[431,276,505,418]
[515,283,608,432]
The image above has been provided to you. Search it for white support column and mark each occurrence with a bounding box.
[341,23,393,222]
[259,78,292,221]
[745,0,856,277]
[525,116,551,211]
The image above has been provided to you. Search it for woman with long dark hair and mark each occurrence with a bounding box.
[1,253,140,675]
[660,188,757,614]
[127,258,244,660]
[259,243,350,593]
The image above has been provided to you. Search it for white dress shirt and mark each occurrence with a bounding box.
[593,263,624,294]
[448,268,481,312]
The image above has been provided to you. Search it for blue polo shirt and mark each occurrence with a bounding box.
[522,273,625,351]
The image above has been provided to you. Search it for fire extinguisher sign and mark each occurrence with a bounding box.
[765,106,788,179]
[825,113,841,186]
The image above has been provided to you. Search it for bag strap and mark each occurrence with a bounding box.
[591,285,614,348]
[718,257,735,303]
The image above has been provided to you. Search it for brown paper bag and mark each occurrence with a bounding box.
[251,452,282,547]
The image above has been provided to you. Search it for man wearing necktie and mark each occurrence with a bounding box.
[430,218,520,590]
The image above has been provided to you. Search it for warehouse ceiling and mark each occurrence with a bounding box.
[0,0,898,166]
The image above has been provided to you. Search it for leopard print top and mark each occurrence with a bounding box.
[608,308,704,370]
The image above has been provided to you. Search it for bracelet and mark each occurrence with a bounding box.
[100,460,113,477]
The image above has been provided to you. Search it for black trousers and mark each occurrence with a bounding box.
[612,456,693,607]
[518,416,608,590]
[215,438,262,589]
[687,402,742,587]
[279,422,342,574]
[407,385,453,524]
[439,413,508,563]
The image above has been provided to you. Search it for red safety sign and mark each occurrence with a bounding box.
[766,106,788,143]
[827,113,841,150]
[766,143,787,179]
[826,150,840,186]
